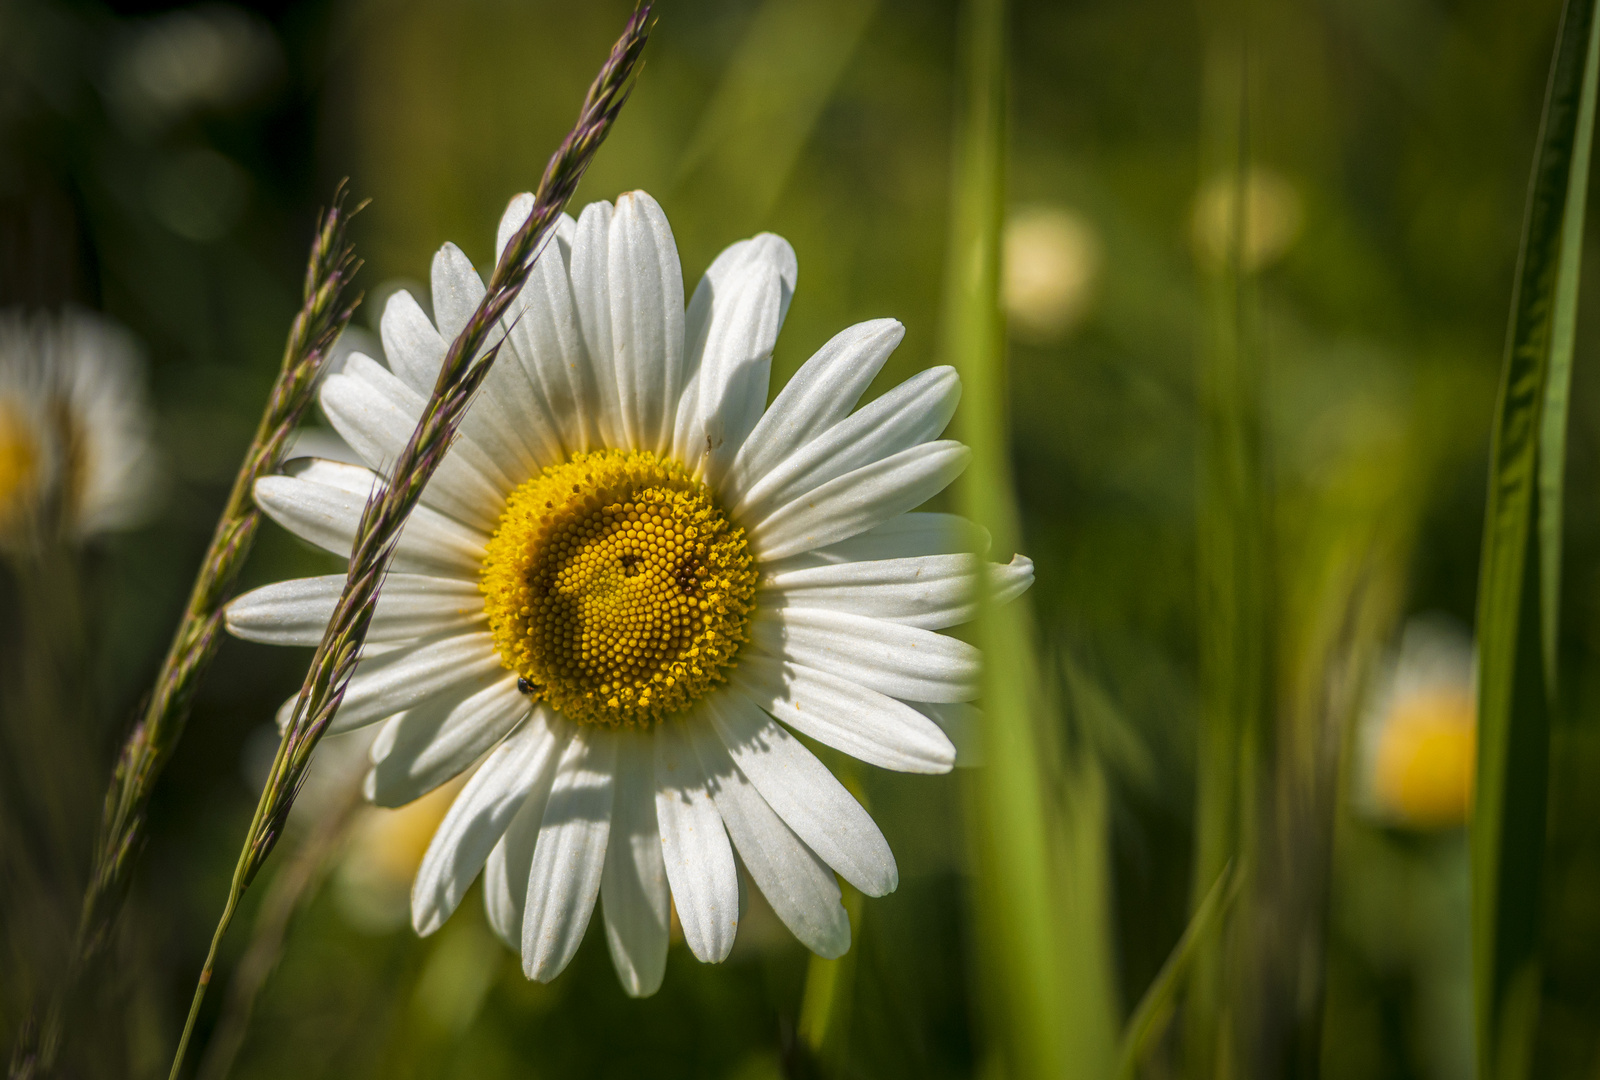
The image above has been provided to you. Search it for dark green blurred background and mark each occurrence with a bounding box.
[5,0,1600,1076]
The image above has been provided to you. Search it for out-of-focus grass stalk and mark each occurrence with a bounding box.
[795,882,863,1070]
[165,10,652,1079]
[1473,1,1598,1076]
[1117,862,1237,1080]
[673,0,879,225]
[796,766,868,1074]
[944,0,1116,1076]
[192,774,364,1080]
[1186,30,1268,1080]
[8,189,363,1080]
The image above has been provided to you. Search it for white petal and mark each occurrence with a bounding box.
[431,242,487,342]
[747,441,971,562]
[733,367,959,520]
[226,572,484,647]
[600,732,670,997]
[605,192,685,455]
[320,355,512,530]
[675,233,796,485]
[765,512,991,571]
[706,690,897,896]
[330,631,504,734]
[653,715,738,963]
[724,319,903,497]
[910,701,983,767]
[412,708,570,935]
[732,655,955,773]
[688,715,848,958]
[504,213,601,459]
[749,607,980,704]
[254,462,486,578]
[379,290,446,395]
[570,200,627,448]
[759,553,1033,631]
[365,674,528,806]
[522,727,617,981]
[484,784,546,948]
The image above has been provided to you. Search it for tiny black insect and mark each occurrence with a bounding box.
[517,677,536,695]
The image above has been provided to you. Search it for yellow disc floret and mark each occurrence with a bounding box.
[480,449,757,728]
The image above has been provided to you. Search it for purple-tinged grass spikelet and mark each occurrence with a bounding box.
[13,187,363,1080]
[165,10,654,1080]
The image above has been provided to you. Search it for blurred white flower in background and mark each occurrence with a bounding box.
[1002,205,1101,342]
[1190,165,1304,272]
[1355,616,1476,830]
[0,309,159,544]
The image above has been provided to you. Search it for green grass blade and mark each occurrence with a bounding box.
[674,0,880,226]
[943,0,1115,1076]
[1473,1,1599,1076]
[1187,35,1267,1079]
[1116,862,1238,1080]
[1540,0,1600,690]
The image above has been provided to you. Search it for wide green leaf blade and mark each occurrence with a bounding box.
[1473,2,1599,1077]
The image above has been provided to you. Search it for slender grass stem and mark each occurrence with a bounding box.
[164,10,652,1078]
[1187,29,1268,1078]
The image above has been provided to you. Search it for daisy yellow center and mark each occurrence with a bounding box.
[480,449,757,728]
[1373,687,1476,829]
[0,399,41,529]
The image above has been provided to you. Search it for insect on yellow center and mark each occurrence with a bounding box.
[480,448,757,728]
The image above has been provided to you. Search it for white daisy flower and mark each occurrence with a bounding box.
[226,190,1032,996]
[0,308,158,543]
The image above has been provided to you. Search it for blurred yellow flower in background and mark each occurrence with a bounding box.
[1356,617,1476,830]
[1002,205,1101,341]
[1191,165,1304,272]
